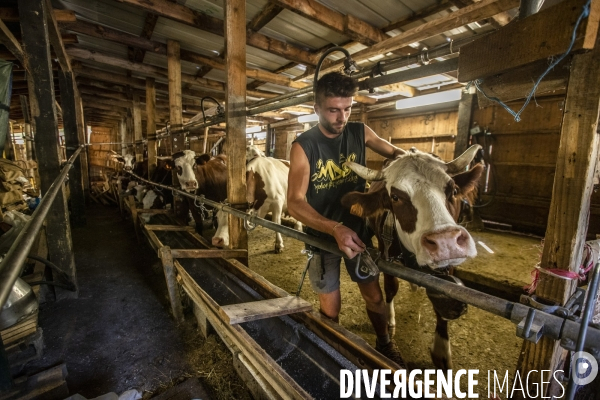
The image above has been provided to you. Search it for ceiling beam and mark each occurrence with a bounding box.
[0,8,76,23]
[130,13,158,63]
[44,0,72,72]
[110,0,317,66]
[247,2,283,32]
[0,17,26,68]
[318,0,519,75]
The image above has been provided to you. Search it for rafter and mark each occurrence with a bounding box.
[44,0,72,72]
[0,8,76,23]
[130,13,158,63]
[248,2,283,32]
[111,0,317,66]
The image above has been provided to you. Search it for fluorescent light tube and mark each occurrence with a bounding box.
[297,114,319,123]
[396,89,462,110]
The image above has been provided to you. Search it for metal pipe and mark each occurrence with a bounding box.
[0,145,84,310]
[566,262,600,400]
[127,170,600,355]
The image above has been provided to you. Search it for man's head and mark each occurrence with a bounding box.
[314,72,358,136]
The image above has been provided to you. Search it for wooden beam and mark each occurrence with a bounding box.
[319,0,519,75]
[225,0,248,258]
[0,8,76,23]
[517,39,600,396]
[454,90,474,158]
[132,13,158,63]
[167,39,184,153]
[146,77,157,178]
[133,94,143,161]
[158,246,184,323]
[219,296,313,325]
[59,70,86,226]
[458,0,600,82]
[19,0,78,299]
[44,0,71,72]
[272,0,387,45]
[0,17,26,68]
[73,85,90,195]
[170,249,248,259]
[113,0,316,66]
[247,2,283,31]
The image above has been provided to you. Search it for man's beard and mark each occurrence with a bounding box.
[320,119,346,135]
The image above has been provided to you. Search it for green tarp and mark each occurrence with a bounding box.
[0,60,13,157]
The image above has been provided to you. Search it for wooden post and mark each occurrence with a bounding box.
[167,39,184,153]
[125,113,134,155]
[285,131,296,160]
[119,119,127,156]
[225,0,248,258]
[360,104,368,124]
[265,124,273,157]
[58,70,86,226]
[158,246,185,323]
[73,87,90,197]
[454,90,475,158]
[19,0,78,299]
[516,42,600,397]
[146,77,157,178]
[202,126,209,154]
[133,93,143,162]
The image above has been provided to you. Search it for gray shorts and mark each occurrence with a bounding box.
[307,250,379,294]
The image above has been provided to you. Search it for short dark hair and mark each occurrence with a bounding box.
[315,72,358,105]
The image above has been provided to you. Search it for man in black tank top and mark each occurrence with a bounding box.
[288,72,406,367]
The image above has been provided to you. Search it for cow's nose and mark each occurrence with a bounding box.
[421,228,470,262]
[212,237,224,247]
[186,181,198,189]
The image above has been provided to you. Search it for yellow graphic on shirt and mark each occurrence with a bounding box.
[311,153,359,193]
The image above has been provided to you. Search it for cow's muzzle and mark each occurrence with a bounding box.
[183,181,198,192]
[420,226,475,266]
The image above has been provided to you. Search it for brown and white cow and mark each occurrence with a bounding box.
[341,144,483,370]
[212,148,301,252]
[158,150,228,233]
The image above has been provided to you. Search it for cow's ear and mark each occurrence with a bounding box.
[453,164,484,194]
[195,154,211,165]
[341,186,391,218]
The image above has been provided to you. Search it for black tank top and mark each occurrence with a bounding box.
[294,122,371,244]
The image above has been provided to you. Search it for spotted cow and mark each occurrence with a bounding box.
[212,147,301,253]
[340,144,483,370]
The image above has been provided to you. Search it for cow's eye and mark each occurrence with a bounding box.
[391,194,399,202]
[453,187,459,196]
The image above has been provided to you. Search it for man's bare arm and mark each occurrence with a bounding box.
[364,124,405,159]
[287,142,365,259]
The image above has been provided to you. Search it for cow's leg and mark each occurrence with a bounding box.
[271,204,284,253]
[430,310,452,370]
[383,273,399,331]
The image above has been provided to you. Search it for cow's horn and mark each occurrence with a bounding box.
[445,144,482,175]
[343,161,384,181]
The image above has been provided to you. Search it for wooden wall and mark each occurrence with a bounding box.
[88,125,118,180]
[471,96,600,238]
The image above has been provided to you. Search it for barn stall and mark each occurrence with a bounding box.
[0,0,599,398]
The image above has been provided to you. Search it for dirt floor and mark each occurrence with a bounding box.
[244,224,544,397]
[21,204,251,400]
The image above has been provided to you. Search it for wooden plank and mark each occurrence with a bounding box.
[112,0,316,66]
[158,247,184,323]
[458,0,600,82]
[318,0,519,75]
[225,0,248,256]
[0,17,26,68]
[19,0,78,300]
[136,208,171,214]
[144,224,195,231]
[133,93,143,162]
[219,296,312,325]
[59,70,86,226]
[247,2,283,32]
[170,249,248,259]
[454,91,475,158]
[517,39,600,397]
[0,8,75,23]
[475,58,569,107]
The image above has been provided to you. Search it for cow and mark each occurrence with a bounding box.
[113,153,149,179]
[212,149,302,252]
[157,150,228,234]
[139,189,166,223]
[340,144,483,370]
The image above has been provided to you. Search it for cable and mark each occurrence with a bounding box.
[201,96,225,124]
[313,47,359,97]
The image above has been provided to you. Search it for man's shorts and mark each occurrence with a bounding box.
[307,250,379,294]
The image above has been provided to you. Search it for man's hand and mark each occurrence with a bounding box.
[332,224,365,259]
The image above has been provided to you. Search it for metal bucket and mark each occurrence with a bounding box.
[0,278,38,330]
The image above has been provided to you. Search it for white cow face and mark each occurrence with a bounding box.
[212,209,229,247]
[123,154,135,171]
[342,145,483,268]
[246,145,265,161]
[173,150,199,192]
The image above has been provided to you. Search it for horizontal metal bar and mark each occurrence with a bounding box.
[126,170,600,355]
[0,145,84,310]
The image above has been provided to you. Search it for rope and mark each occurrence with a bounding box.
[469,0,591,122]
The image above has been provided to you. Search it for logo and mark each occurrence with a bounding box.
[571,351,598,386]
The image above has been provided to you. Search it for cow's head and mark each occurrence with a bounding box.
[157,150,213,193]
[246,145,265,162]
[341,145,483,268]
[212,209,230,247]
[123,154,135,171]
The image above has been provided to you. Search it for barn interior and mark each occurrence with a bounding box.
[1,0,600,398]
